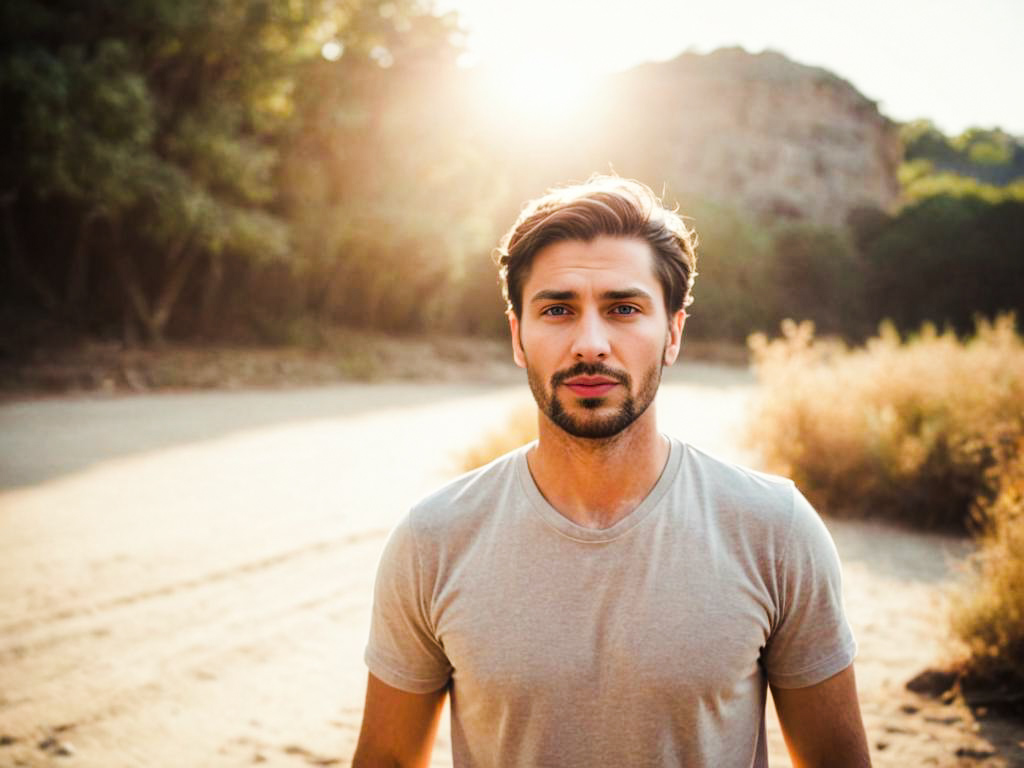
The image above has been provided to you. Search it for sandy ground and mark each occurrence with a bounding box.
[1,361,1021,767]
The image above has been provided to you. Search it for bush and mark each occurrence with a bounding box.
[951,439,1024,698]
[456,402,537,473]
[745,314,1024,530]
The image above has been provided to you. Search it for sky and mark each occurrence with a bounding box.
[437,0,1023,137]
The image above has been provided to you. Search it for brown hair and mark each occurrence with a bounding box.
[496,175,698,319]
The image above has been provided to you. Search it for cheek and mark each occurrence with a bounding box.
[631,321,669,353]
[519,324,564,356]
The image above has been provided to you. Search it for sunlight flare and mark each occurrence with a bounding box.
[471,53,598,130]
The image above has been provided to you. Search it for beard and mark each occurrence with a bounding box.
[526,357,663,440]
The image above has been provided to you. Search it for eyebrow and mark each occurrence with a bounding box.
[529,288,656,303]
[604,289,655,302]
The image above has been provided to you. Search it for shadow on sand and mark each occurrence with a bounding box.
[0,382,516,489]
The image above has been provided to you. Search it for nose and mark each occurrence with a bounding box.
[570,310,610,361]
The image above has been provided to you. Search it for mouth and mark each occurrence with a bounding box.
[563,376,619,398]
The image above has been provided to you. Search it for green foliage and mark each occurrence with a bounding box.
[3,4,1021,351]
[1,0,318,341]
[902,171,1024,204]
[953,127,1017,167]
[851,194,1024,335]
[746,315,1024,530]
[1,39,156,209]
[682,121,1024,345]
[1,0,498,343]
[277,4,502,334]
[901,120,957,164]
[680,201,869,342]
[764,222,865,336]
[901,119,1024,187]
[676,199,774,340]
[166,103,279,206]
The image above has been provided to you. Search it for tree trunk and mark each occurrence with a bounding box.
[122,299,140,348]
[108,218,160,343]
[0,192,59,312]
[108,218,202,346]
[199,250,224,339]
[66,209,100,318]
[150,238,202,341]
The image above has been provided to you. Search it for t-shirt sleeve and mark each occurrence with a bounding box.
[364,514,453,693]
[761,487,857,689]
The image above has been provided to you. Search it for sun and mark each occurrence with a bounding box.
[467,52,599,132]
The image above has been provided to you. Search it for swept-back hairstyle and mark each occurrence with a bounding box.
[495,176,697,319]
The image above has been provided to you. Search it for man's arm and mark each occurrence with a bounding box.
[352,672,447,768]
[770,664,871,768]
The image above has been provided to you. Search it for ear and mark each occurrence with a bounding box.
[507,310,527,369]
[663,309,686,365]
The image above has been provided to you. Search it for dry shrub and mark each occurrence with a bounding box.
[457,402,538,473]
[952,439,1024,697]
[745,314,1024,530]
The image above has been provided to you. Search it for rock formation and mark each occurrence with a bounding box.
[600,47,903,228]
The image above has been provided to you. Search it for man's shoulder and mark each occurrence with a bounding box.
[671,439,806,534]
[407,442,529,536]
[671,440,834,573]
[677,440,794,500]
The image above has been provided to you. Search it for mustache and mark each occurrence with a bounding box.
[550,362,631,389]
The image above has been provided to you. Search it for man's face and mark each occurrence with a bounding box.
[508,236,685,440]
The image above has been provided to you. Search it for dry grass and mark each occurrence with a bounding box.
[456,402,538,473]
[952,438,1024,697]
[745,314,1024,530]
[746,314,1024,697]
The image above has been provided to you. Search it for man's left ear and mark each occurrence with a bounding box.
[664,310,686,365]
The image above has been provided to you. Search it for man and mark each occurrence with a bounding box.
[353,176,870,767]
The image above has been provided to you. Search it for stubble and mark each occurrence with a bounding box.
[526,359,663,440]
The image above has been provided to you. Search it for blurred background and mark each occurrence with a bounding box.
[1,1,1022,766]
[1,0,1021,359]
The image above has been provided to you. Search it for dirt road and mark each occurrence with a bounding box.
[1,364,1020,767]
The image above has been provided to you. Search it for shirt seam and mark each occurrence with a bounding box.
[365,647,450,691]
[768,637,858,688]
[406,509,438,639]
[772,481,800,631]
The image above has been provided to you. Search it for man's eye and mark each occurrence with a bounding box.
[611,305,639,315]
[542,306,570,316]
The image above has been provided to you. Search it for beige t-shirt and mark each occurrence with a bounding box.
[365,438,856,767]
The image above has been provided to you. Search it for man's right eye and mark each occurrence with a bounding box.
[541,306,570,317]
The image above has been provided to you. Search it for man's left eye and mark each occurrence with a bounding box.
[611,305,638,315]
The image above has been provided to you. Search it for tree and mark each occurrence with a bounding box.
[857,194,1024,334]
[277,2,504,334]
[767,223,865,337]
[902,120,1024,187]
[1,0,308,343]
[2,0,510,344]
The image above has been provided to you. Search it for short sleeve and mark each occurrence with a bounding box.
[761,488,857,689]
[364,514,452,693]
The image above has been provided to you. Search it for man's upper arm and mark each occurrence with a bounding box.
[353,672,447,768]
[366,516,453,693]
[770,664,871,768]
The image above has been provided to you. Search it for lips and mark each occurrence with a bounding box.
[564,376,619,397]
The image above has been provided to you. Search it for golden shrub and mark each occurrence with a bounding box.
[952,439,1024,692]
[456,402,538,473]
[745,314,1024,529]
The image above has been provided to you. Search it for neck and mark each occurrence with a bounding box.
[527,405,670,530]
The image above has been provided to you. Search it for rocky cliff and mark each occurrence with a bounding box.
[601,47,903,227]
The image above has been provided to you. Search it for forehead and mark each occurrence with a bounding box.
[525,236,661,293]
